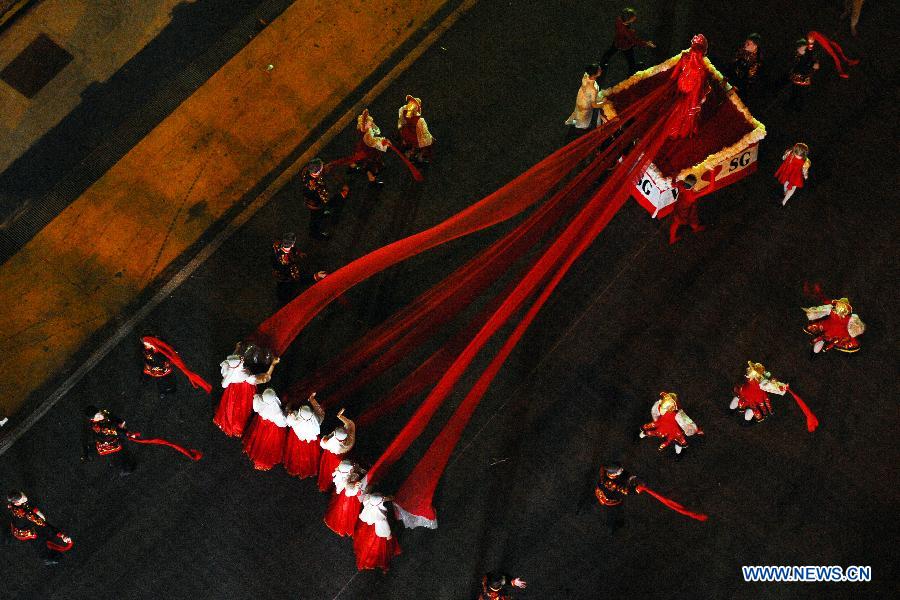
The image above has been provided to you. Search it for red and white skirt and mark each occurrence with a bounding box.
[213,382,256,437]
[353,521,401,572]
[324,492,361,537]
[284,435,320,479]
[318,450,344,492]
[242,416,287,471]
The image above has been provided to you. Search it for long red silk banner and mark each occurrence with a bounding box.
[251,70,689,530]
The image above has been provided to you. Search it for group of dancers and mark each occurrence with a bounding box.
[6,7,867,598]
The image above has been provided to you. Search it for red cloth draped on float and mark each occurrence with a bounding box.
[249,37,713,530]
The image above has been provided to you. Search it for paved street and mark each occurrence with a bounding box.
[0,0,896,598]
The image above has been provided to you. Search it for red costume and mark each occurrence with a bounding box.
[639,392,702,455]
[667,34,711,140]
[317,412,355,491]
[283,395,324,479]
[242,388,288,471]
[804,297,865,353]
[323,460,364,536]
[775,147,810,189]
[731,362,788,422]
[731,361,818,431]
[214,353,275,437]
[353,493,401,572]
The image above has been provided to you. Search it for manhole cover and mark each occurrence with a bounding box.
[1,33,73,98]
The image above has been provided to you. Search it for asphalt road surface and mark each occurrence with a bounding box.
[1,0,896,598]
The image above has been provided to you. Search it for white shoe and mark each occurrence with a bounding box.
[638,431,646,438]
[813,340,825,353]
[729,397,739,410]
[744,409,754,421]
[675,445,683,454]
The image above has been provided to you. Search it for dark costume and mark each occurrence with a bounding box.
[788,43,819,110]
[595,465,639,532]
[729,38,761,93]
[142,338,176,397]
[600,13,654,74]
[81,408,136,475]
[271,235,324,306]
[302,159,330,239]
[479,573,525,600]
[5,493,73,564]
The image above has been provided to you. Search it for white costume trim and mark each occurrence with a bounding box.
[359,494,392,538]
[286,406,323,441]
[847,314,865,337]
[252,389,287,426]
[674,410,699,436]
[320,432,350,454]
[220,357,252,387]
[803,304,832,320]
[760,378,788,396]
[363,125,389,152]
[393,502,438,530]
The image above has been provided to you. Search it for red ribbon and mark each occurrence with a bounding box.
[325,142,423,182]
[787,387,819,432]
[807,31,860,79]
[636,485,708,521]
[127,432,203,461]
[141,336,211,394]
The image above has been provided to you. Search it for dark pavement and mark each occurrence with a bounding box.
[1,0,897,598]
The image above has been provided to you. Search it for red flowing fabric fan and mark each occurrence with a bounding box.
[249,49,705,529]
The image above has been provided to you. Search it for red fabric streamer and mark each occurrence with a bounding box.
[807,31,859,79]
[387,142,424,182]
[141,336,211,394]
[786,387,819,432]
[390,102,677,525]
[636,485,708,521]
[252,121,614,355]
[127,432,204,461]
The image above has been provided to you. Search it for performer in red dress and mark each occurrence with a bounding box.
[667,34,711,140]
[397,95,434,164]
[774,143,810,206]
[639,392,703,456]
[242,388,288,471]
[283,393,325,479]
[353,492,401,572]
[5,491,73,565]
[318,409,356,491]
[350,109,390,184]
[803,296,865,353]
[668,174,703,244]
[213,346,278,438]
[478,573,528,600]
[729,361,788,423]
[323,460,365,536]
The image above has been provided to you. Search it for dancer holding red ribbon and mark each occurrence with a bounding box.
[284,393,325,479]
[214,346,279,438]
[318,410,355,492]
[803,296,865,354]
[730,361,818,432]
[141,336,211,398]
[353,492,401,572]
[242,388,288,471]
[323,460,365,536]
[639,391,703,457]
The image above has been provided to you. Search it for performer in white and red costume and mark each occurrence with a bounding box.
[397,95,434,164]
[730,361,819,431]
[214,346,278,437]
[803,296,865,353]
[353,492,401,572]
[242,388,288,471]
[667,34,712,140]
[318,409,355,491]
[775,142,810,206]
[639,392,702,456]
[351,109,390,184]
[323,460,365,536]
[283,393,325,479]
